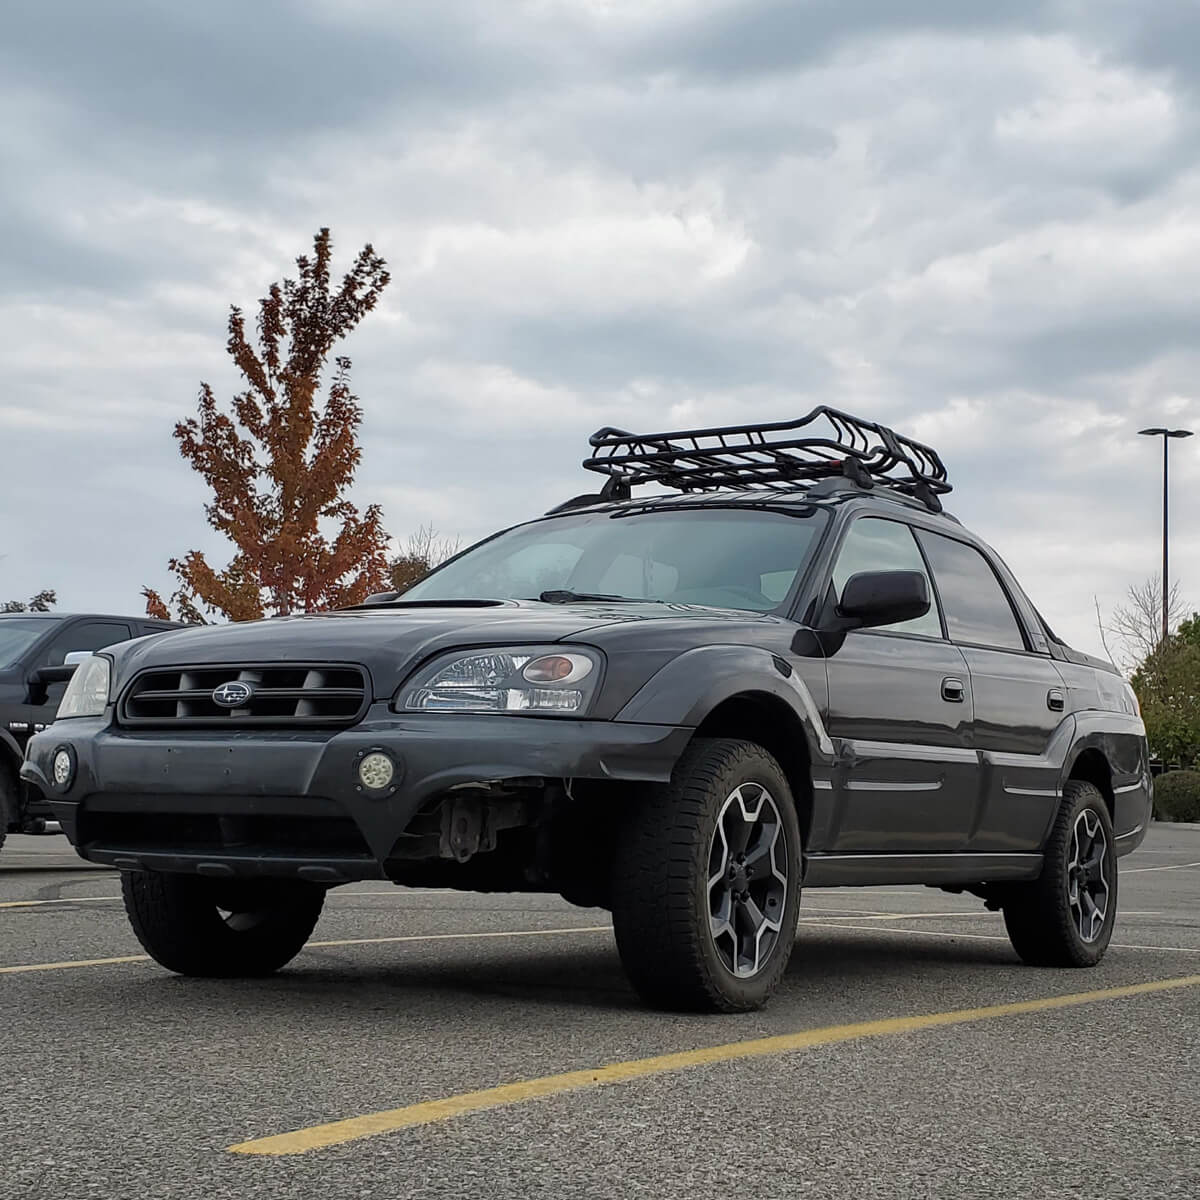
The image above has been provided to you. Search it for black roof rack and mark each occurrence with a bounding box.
[578,406,952,512]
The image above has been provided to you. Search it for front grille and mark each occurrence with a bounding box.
[120,663,369,727]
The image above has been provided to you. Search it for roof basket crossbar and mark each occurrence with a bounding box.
[581,407,951,511]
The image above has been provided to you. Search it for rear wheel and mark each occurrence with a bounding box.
[611,738,802,1013]
[1003,780,1117,967]
[121,872,326,977]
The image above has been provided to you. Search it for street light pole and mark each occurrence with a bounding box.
[1138,426,1194,645]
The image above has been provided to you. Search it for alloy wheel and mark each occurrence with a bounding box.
[1067,808,1110,943]
[707,782,789,977]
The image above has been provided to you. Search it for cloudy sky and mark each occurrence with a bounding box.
[2,0,1199,657]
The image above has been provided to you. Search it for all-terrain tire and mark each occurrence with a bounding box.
[121,871,326,977]
[1002,780,1118,967]
[611,737,802,1013]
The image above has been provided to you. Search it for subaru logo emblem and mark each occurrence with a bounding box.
[212,681,253,708]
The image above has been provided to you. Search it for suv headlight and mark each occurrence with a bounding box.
[397,646,602,716]
[57,655,112,719]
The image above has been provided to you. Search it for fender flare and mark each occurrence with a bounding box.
[616,644,834,762]
[1060,713,1147,786]
[1058,711,1150,841]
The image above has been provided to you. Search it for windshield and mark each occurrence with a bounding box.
[404,507,828,613]
[0,618,57,668]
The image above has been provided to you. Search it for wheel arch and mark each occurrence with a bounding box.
[692,691,816,847]
[1066,747,1114,819]
[614,646,834,847]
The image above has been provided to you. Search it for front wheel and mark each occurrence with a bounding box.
[0,756,19,855]
[121,872,326,977]
[1002,780,1117,967]
[611,738,802,1013]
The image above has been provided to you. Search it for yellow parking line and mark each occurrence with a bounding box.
[229,973,1200,1157]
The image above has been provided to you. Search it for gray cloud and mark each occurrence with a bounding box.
[1,1,553,146]
[631,0,1059,77]
[2,0,1200,655]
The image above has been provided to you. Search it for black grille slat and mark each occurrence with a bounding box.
[120,663,369,728]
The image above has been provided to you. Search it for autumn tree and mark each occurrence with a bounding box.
[389,525,461,593]
[145,229,392,622]
[2,589,56,614]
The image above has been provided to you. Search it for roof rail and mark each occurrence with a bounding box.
[580,407,951,512]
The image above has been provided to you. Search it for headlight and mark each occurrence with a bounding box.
[56,655,112,719]
[397,646,602,716]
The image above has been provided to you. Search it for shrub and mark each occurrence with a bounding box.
[1152,770,1200,823]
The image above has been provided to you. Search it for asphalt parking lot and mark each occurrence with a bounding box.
[1,827,1197,1200]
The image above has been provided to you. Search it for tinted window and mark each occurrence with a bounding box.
[405,508,828,613]
[0,618,58,669]
[38,621,134,667]
[916,532,1026,651]
[831,518,941,638]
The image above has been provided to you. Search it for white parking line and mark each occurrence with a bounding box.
[798,920,1200,955]
[0,888,472,910]
[0,892,909,916]
[0,925,612,975]
[799,910,1162,923]
[1123,861,1200,874]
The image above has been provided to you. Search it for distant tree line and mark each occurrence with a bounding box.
[3,589,56,613]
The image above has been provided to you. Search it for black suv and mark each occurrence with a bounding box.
[22,411,1150,1012]
[1,612,180,850]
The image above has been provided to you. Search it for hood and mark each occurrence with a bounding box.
[105,599,755,698]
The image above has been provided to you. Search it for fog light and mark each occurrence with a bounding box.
[358,751,395,791]
[52,748,74,788]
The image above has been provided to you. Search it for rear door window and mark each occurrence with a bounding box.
[915,532,1026,651]
[37,621,134,668]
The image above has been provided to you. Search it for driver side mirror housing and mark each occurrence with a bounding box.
[25,654,86,707]
[837,570,931,629]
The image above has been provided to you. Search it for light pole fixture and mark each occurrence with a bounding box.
[1138,425,1194,645]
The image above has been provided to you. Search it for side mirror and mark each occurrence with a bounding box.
[63,651,93,666]
[26,659,82,706]
[837,570,930,629]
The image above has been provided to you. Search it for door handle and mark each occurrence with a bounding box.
[941,677,965,703]
[1047,689,1066,712]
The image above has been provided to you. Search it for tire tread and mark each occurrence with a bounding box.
[1003,780,1117,968]
[122,871,325,977]
[611,737,801,1013]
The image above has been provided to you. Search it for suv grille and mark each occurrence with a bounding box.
[120,664,369,727]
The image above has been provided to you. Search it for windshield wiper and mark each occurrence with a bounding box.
[537,590,653,604]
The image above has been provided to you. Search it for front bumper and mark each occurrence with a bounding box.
[20,706,691,882]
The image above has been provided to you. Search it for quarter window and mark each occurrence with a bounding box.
[916,532,1026,651]
[831,518,941,638]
